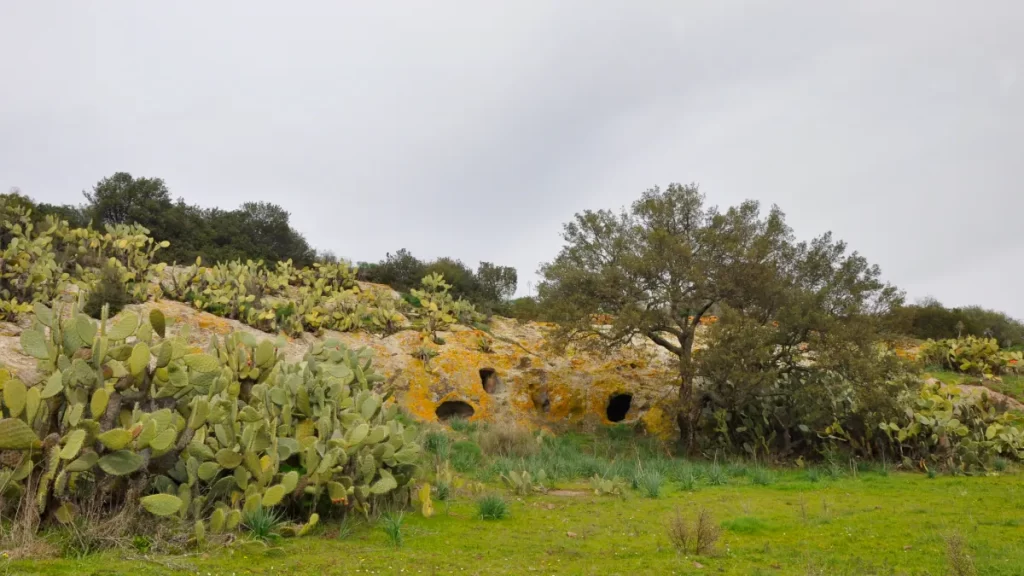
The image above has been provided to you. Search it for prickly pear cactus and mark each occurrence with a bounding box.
[0,298,421,535]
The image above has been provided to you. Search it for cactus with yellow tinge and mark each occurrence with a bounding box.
[1,297,420,535]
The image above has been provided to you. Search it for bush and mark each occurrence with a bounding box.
[695,307,917,461]
[477,495,509,520]
[451,441,483,472]
[667,508,691,552]
[694,507,721,555]
[666,507,720,556]
[888,301,1024,347]
[943,530,977,576]
[83,265,131,319]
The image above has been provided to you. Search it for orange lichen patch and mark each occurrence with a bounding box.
[640,404,677,441]
[80,297,684,435]
[197,314,233,335]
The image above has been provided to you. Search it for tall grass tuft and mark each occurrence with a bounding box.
[706,463,728,486]
[751,466,775,486]
[477,495,509,520]
[242,506,284,542]
[424,431,451,460]
[450,441,483,472]
[380,511,405,548]
[449,417,477,433]
[477,422,538,458]
[635,469,664,498]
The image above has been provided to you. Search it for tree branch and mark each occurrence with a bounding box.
[646,330,683,356]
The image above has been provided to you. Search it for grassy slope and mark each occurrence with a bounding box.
[12,471,1023,576]
[924,368,1024,402]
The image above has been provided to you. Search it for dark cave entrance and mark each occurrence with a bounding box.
[479,368,503,394]
[435,400,475,421]
[606,394,633,422]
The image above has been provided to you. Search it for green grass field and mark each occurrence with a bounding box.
[9,466,1022,576]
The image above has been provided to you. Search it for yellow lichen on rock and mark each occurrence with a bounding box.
[0,295,684,436]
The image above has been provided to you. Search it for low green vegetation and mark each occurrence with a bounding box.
[8,437,1022,574]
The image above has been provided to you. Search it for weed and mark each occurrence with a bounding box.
[477,495,509,520]
[943,530,977,576]
[477,422,538,458]
[476,337,494,353]
[877,461,890,477]
[606,424,635,442]
[694,507,720,555]
[726,460,749,478]
[435,481,452,502]
[667,509,691,552]
[806,467,821,483]
[636,470,664,498]
[994,457,1009,472]
[751,467,775,486]
[721,516,768,535]
[706,463,728,486]
[826,463,845,480]
[449,417,477,433]
[424,431,451,459]
[242,506,284,542]
[52,522,103,559]
[450,441,483,472]
[337,515,357,540]
[927,468,937,479]
[413,345,438,364]
[677,466,698,491]
[130,535,152,554]
[381,512,405,548]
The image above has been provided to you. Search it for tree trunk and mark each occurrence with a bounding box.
[675,330,698,453]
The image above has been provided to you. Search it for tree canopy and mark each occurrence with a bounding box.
[539,183,902,449]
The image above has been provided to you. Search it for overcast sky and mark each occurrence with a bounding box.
[1,1,1021,316]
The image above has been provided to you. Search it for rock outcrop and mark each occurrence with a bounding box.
[0,294,683,439]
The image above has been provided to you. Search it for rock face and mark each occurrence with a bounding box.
[0,296,683,439]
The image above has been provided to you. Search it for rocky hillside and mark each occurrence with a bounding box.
[0,285,683,439]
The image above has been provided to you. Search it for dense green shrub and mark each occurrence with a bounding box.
[83,264,131,319]
[696,307,919,460]
[359,249,517,315]
[887,301,1024,347]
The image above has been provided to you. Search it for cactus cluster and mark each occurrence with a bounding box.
[0,298,421,538]
[1,202,483,342]
[160,259,484,340]
[500,469,548,496]
[0,203,166,321]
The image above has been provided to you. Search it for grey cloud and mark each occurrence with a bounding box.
[1,1,1021,315]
